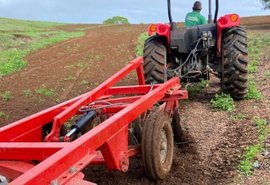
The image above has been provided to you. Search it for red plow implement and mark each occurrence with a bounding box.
[0,57,188,184]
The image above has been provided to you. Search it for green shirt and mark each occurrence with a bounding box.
[185,11,207,27]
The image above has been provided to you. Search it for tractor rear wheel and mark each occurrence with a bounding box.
[141,109,174,180]
[221,26,248,100]
[143,36,167,84]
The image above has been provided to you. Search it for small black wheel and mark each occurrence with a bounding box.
[141,109,174,180]
[221,26,248,100]
[143,36,167,84]
[172,108,184,142]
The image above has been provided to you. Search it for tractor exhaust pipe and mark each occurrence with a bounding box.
[208,0,213,23]
[167,0,173,25]
[214,0,219,23]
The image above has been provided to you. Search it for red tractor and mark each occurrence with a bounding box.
[143,0,248,100]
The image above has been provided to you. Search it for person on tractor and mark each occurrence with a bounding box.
[185,1,207,27]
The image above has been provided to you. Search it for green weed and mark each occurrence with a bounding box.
[248,33,270,65]
[63,75,76,81]
[231,114,246,121]
[135,32,149,57]
[76,62,87,68]
[81,80,89,85]
[239,144,262,175]
[1,91,13,101]
[64,65,75,69]
[247,33,270,75]
[265,71,270,77]
[35,86,55,96]
[248,61,258,73]
[253,118,269,142]
[210,93,235,112]
[23,89,33,97]
[187,80,208,98]
[239,118,269,175]
[95,55,103,61]
[0,111,8,119]
[246,81,262,101]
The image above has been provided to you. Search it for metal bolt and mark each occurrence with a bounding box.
[69,166,77,173]
[50,180,59,185]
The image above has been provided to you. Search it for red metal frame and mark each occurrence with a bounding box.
[0,57,188,184]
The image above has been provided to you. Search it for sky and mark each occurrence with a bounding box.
[0,0,269,24]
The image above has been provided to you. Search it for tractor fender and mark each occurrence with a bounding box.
[217,14,241,55]
[148,24,171,45]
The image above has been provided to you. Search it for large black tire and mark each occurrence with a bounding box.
[221,26,248,100]
[141,109,174,180]
[143,36,167,84]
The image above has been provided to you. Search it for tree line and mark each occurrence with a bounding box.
[261,0,270,9]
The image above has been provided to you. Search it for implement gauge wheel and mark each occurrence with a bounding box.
[141,109,174,180]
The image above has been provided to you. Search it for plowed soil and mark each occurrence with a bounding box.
[0,24,269,184]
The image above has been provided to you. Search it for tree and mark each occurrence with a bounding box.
[103,16,130,25]
[261,0,270,9]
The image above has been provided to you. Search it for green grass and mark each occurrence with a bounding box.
[0,17,85,77]
[210,93,235,112]
[239,118,269,175]
[1,91,13,101]
[135,32,149,57]
[35,86,55,96]
[246,80,262,100]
